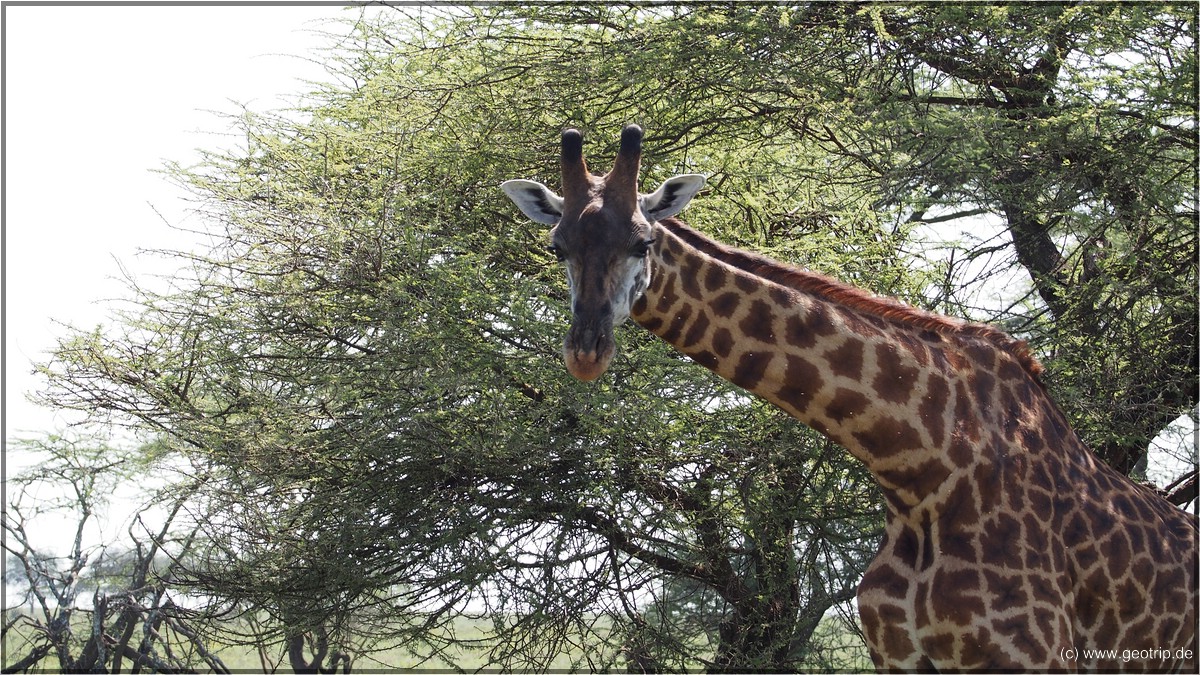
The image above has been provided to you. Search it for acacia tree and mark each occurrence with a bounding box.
[33,4,1195,671]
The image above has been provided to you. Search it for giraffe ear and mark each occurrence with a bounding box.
[641,174,706,221]
[501,179,564,225]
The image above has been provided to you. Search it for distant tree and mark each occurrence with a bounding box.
[2,434,223,673]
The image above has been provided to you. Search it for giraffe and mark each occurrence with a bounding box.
[501,126,1198,672]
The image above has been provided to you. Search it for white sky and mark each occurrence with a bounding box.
[4,4,370,556]
[5,3,362,440]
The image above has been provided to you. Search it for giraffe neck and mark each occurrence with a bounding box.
[630,218,1047,510]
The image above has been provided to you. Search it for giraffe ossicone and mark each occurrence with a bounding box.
[501,127,1197,671]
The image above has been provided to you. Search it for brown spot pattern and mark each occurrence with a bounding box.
[826,339,865,380]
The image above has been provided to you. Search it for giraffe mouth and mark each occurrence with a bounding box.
[564,349,612,382]
[563,321,615,381]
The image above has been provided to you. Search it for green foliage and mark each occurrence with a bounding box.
[30,3,1195,671]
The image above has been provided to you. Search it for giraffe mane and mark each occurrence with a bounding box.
[659,218,1046,384]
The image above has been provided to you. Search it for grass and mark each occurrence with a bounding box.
[3,609,871,672]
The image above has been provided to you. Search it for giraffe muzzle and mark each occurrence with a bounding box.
[563,320,615,381]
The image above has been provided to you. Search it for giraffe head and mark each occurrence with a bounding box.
[502,125,706,380]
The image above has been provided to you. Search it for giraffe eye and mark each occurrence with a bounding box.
[632,238,655,259]
[547,244,567,262]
